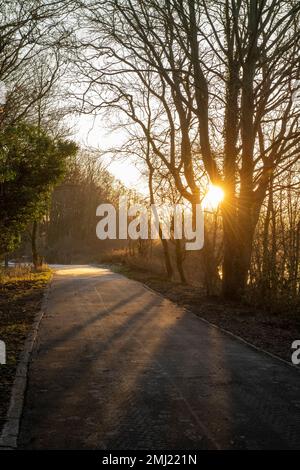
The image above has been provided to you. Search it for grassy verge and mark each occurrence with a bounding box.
[0,266,52,433]
[112,263,300,365]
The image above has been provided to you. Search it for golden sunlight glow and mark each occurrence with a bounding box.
[202,184,224,210]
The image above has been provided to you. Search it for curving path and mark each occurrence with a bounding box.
[19,265,300,449]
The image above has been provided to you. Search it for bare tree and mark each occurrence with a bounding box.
[74,0,300,298]
[0,0,75,128]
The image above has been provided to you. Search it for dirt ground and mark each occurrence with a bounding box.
[112,264,300,364]
[0,270,51,433]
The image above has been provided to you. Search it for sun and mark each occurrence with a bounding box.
[202,184,224,210]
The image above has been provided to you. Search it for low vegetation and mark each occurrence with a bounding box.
[0,266,51,433]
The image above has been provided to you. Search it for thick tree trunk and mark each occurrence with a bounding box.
[222,53,242,299]
[222,238,253,299]
[222,207,255,299]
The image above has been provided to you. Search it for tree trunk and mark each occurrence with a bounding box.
[32,220,39,270]
[222,55,241,299]
[222,239,253,299]
[161,236,173,280]
[175,239,186,284]
[261,181,275,295]
[147,165,173,280]
[222,207,255,299]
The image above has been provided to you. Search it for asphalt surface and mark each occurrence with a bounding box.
[19,265,300,449]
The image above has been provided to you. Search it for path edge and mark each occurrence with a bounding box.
[0,274,53,450]
[141,281,300,372]
[99,265,300,372]
[107,264,297,370]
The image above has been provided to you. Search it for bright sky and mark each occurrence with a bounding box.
[71,114,148,193]
[71,114,224,210]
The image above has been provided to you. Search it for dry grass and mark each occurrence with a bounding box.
[0,263,50,283]
[0,265,52,433]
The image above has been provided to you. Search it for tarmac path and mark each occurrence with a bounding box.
[18,265,300,449]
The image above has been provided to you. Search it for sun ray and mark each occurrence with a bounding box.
[202,184,224,210]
